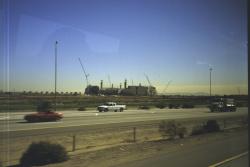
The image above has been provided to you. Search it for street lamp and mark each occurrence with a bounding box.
[55,41,58,111]
[209,67,212,97]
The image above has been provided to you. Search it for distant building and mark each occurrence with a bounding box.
[84,79,157,96]
[120,85,157,96]
[99,88,119,95]
[84,85,99,95]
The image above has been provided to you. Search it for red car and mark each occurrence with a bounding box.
[24,111,63,122]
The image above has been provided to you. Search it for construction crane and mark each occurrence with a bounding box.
[144,73,152,87]
[163,80,172,95]
[144,73,154,96]
[78,57,89,86]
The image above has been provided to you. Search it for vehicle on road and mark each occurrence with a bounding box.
[209,98,236,112]
[24,111,63,122]
[97,102,126,112]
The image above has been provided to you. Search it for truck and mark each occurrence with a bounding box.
[97,102,126,112]
[209,98,236,112]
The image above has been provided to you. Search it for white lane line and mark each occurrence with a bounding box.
[0,121,64,132]
[0,108,247,132]
[0,122,113,132]
[0,114,223,132]
[28,121,63,125]
[0,116,10,120]
[208,151,248,167]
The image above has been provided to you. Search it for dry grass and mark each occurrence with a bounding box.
[0,117,247,166]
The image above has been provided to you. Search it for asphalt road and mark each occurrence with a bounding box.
[0,107,247,133]
[219,153,248,167]
[118,131,248,167]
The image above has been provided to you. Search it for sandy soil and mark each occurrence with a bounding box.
[41,127,248,167]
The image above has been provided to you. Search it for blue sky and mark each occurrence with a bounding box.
[0,0,248,95]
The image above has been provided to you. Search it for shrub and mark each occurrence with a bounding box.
[155,103,166,109]
[159,120,175,139]
[182,103,194,108]
[168,104,180,109]
[159,120,187,139]
[177,126,187,138]
[191,120,220,136]
[36,101,52,112]
[20,141,69,167]
[138,105,150,110]
[191,125,206,136]
[204,120,220,133]
[78,107,86,111]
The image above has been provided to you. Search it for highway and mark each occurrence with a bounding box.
[0,107,247,133]
[118,130,248,167]
[0,108,248,167]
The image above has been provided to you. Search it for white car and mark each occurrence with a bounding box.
[97,102,126,112]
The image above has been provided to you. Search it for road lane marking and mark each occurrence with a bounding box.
[0,108,247,132]
[27,121,63,125]
[0,116,177,132]
[0,116,10,120]
[208,151,248,167]
[0,112,247,132]
[0,107,247,121]
[0,121,63,132]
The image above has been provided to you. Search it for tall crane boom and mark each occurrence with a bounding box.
[144,74,152,87]
[78,57,89,86]
[163,80,172,94]
[144,73,155,96]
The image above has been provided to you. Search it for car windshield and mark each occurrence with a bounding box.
[1,0,247,167]
[104,103,113,106]
[226,99,235,104]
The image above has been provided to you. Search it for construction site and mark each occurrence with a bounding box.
[79,58,157,96]
[85,79,157,96]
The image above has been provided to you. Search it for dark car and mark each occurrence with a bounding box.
[24,111,63,122]
[209,98,236,112]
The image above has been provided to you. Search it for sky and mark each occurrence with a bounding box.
[0,0,248,95]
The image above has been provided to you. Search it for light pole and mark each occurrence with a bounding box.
[55,41,58,111]
[209,67,212,97]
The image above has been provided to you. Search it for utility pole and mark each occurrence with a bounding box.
[55,41,58,111]
[237,87,241,95]
[209,67,212,97]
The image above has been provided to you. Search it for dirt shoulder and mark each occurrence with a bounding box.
[42,127,248,167]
